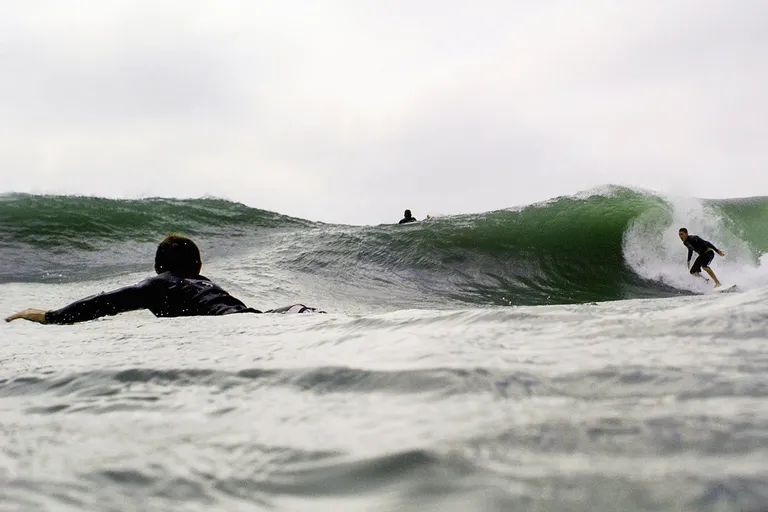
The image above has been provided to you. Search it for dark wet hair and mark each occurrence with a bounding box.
[679,227,688,233]
[155,234,202,277]
[404,209,412,218]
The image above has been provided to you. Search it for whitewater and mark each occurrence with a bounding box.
[2,185,767,511]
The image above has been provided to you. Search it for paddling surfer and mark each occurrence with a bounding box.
[398,209,417,224]
[5,234,322,324]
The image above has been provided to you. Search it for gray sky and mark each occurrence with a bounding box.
[1,0,767,224]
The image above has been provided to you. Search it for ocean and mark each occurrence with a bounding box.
[1,185,767,511]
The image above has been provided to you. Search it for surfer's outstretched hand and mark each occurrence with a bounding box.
[5,309,47,323]
[717,250,725,257]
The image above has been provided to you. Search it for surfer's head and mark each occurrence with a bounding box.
[154,234,202,277]
[404,209,413,219]
[678,227,688,241]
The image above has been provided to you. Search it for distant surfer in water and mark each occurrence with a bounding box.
[399,209,417,224]
[5,234,323,324]
[678,228,725,288]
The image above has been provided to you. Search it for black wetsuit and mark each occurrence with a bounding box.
[398,217,417,224]
[44,272,260,324]
[683,235,720,274]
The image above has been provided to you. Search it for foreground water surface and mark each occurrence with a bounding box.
[2,282,767,511]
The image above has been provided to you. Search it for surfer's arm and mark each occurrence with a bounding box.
[686,247,693,265]
[41,280,158,324]
[707,241,724,256]
[5,308,47,323]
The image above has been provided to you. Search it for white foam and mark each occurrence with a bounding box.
[622,195,768,293]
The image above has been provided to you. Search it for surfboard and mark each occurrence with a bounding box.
[264,304,326,314]
[708,284,738,294]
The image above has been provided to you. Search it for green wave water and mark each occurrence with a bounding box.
[0,193,311,247]
[2,187,766,306]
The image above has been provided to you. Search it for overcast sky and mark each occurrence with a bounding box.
[1,0,766,224]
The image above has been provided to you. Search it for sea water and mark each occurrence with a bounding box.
[2,186,767,511]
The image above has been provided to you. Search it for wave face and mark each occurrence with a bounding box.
[0,193,312,284]
[2,187,767,306]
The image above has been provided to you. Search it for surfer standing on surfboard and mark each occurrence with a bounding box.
[678,228,726,288]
